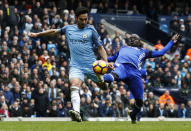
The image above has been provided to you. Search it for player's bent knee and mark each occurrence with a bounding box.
[135,99,143,108]
[70,86,80,91]
[130,99,135,106]
[70,78,82,87]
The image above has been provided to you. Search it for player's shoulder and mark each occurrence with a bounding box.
[121,45,128,48]
[120,45,127,49]
[86,24,97,31]
[63,24,77,29]
[117,45,128,52]
[140,47,149,52]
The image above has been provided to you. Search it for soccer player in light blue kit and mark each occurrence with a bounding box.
[29,7,113,122]
[103,33,179,123]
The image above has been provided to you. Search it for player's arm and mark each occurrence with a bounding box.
[28,29,59,37]
[107,51,119,62]
[98,46,114,69]
[98,45,108,62]
[91,26,114,69]
[147,34,179,58]
[28,26,67,37]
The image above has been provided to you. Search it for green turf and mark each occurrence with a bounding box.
[0,121,190,131]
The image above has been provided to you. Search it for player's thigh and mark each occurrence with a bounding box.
[128,76,144,100]
[112,64,128,80]
[69,67,84,87]
[84,68,99,83]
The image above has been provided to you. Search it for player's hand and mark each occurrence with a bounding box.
[107,62,115,70]
[28,32,38,38]
[171,34,179,43]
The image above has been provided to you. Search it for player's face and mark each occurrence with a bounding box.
[129,36,141,47]
[76,13,88,28]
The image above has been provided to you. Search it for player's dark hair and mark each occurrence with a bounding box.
[75,7,89,17]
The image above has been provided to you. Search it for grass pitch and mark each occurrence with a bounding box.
[0,121,190,131]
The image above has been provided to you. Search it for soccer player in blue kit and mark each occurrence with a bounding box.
[103,33,179,123]
[29,7,113,122]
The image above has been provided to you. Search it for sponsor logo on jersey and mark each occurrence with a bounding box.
[69,39,88,44]
[83,34,87,39]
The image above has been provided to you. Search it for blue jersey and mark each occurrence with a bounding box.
[109,46,149,69]
[108,40,174,69]
[58,24,102,68]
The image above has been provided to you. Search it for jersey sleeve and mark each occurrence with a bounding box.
[151,40,174,57]
[143,49,151,58]
[57,26,67,34]
[145,40,174,58]
[91,26,102,47]
[108,51,119,62]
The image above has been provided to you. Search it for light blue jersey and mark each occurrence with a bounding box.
[58,24,102,82]
[58,24,102,68]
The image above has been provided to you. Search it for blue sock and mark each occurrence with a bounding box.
[137,111,142,121]
[104,73,114,83]
[131,103,141,120]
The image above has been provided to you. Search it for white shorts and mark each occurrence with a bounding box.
[69,66,98,82]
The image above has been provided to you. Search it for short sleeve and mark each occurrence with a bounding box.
[58,26,67,34]
[91,27,102,47]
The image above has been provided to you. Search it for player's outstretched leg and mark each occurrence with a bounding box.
[129,99,143,124]
[70,86,82,122]
[96,73,116,90]
[96,74,108,90]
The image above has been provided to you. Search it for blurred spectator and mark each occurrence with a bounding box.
[33,88,49,117]
[166,103,177,117]
[155,103,167,117]
[145,104,155,117]
[186,100,191,118]
[87,102,99,117]
[154,40,164,50]
[186,48,191,60]
[49,105,58,117]
[98,98,113,117]
[58,103,65,117]
[46,79,60,102]
[178,103,188,118]
[64,101,72,117]
[147,92,156,105]
[159,90,175,105]
[180,82,189,95]
[9,101,23,117]
[3,85,14,105]
[0,104,10,117]
[24,16,33,33]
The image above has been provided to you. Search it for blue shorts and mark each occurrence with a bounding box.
[69,66,98,82]
[112,63,144,100]
[129,92,135,100]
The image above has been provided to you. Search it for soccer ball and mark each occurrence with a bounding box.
[92,60,108,75]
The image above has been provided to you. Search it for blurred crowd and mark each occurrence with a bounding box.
[0,0,189,119]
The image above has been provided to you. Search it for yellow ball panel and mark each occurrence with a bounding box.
[99,60,107,67]
[93,61,98,67]
[102,67,108,74]
[94,66,102,73]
